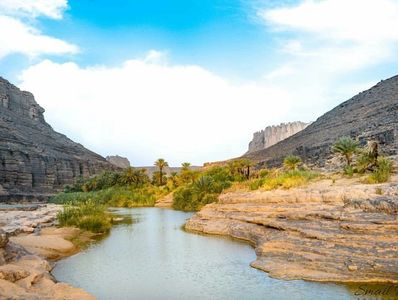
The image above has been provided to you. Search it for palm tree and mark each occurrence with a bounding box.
[181,162,191,171]
[241,159,253,179]
[332,137,359,166]
[283,155,302,170]
[154,158,169,185]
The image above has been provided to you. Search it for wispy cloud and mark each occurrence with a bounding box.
[0,0,77,59]
[260,0,398,73]
[0,0,68,19]
[255,0,398,115]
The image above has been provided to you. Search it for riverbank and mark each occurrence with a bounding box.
[0,204,97,299]
[185,174,398,283]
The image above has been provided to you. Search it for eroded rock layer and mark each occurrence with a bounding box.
[186,180,398,283]
[0,77,116,201]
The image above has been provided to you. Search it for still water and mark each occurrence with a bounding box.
[53,208,363,300]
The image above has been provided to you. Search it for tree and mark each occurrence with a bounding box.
[154,158,169,185]
[332,137,359,166]
[181,162,191,171]
[120,167,148,186]
[283,155,302,170]
[241,159,253,179]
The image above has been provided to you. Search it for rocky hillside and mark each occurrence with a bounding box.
[243,75,398,167]
[247,122,309,153]
[0,77,116,201]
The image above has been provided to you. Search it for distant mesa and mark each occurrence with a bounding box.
[247,121,310,154]
[0,77,116,201]
[106,155,131,169]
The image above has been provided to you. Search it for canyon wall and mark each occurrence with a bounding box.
[0,77,116,201]
[247,122,309,153]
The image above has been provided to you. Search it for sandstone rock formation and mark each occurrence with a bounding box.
[243,76,398,167]
[106,155,131,169]
[186,177,398,283]
[0,77,117,201]
[247,122,309,153]
[0,205,96,299]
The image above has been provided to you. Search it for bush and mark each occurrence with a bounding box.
[283,155,302,170]
[57,200,112,233]
[51,185,166,207]
[262,170,318,190]
[343,165,355,177]
[367,157,393,183]
[249,178,266,190]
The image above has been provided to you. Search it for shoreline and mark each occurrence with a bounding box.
[0,204,98,300]
[185,175,398,284]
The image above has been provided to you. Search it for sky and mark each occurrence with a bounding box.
[1,0,398,166]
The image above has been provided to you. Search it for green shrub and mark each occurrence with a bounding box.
[343,165,355,177]
[258,169,269,178]
[367,157,393,183]
[332,137,359,166]
[262,170,318,190]
[283,155,302,170]
[249,178,266,190]
[57,200,112,233]
[50,185,165,207]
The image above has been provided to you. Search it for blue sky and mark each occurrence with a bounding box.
[1,0,398,166]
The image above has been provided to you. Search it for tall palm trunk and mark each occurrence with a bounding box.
[159,167,163,185]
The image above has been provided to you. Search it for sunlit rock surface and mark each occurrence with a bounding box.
[186,178,398,283]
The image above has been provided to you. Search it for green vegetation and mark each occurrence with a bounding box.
[172,166,233,211]
[57,200,112,233]
[154,158,169,185]
[332,137,359,166]
[51,185,164,207]
[262,169,318,190]
[331,138,394,183]
[367,157,393,183]
[283,155,302,170]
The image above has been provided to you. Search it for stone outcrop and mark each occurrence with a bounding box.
[186,176,398,283]
[247,122,309,153]
[0,77,117,201]
[243,75,398,167]
[106,155,130,169]
[0,205,96,299]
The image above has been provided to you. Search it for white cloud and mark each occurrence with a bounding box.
[19,55,294,166]
[260,0,398,73]
[257,0,398,114]
[0,0,67,19]
[0,0,77,59]
[0,15,78,59]
[262,0,398,42]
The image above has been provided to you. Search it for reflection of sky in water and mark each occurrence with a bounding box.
[53,208,389,300]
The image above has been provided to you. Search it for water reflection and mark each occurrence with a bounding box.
[52,208,395,300]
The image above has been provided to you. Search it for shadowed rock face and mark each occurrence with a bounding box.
[0,77,116,201]
[243,75,398,167]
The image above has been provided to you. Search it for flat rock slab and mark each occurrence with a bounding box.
[186,178,398,283]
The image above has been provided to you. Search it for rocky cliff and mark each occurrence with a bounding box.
[106,155,130,169]
[243,75,398,167]
[0,77,116,201]
[247,122,309,153]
